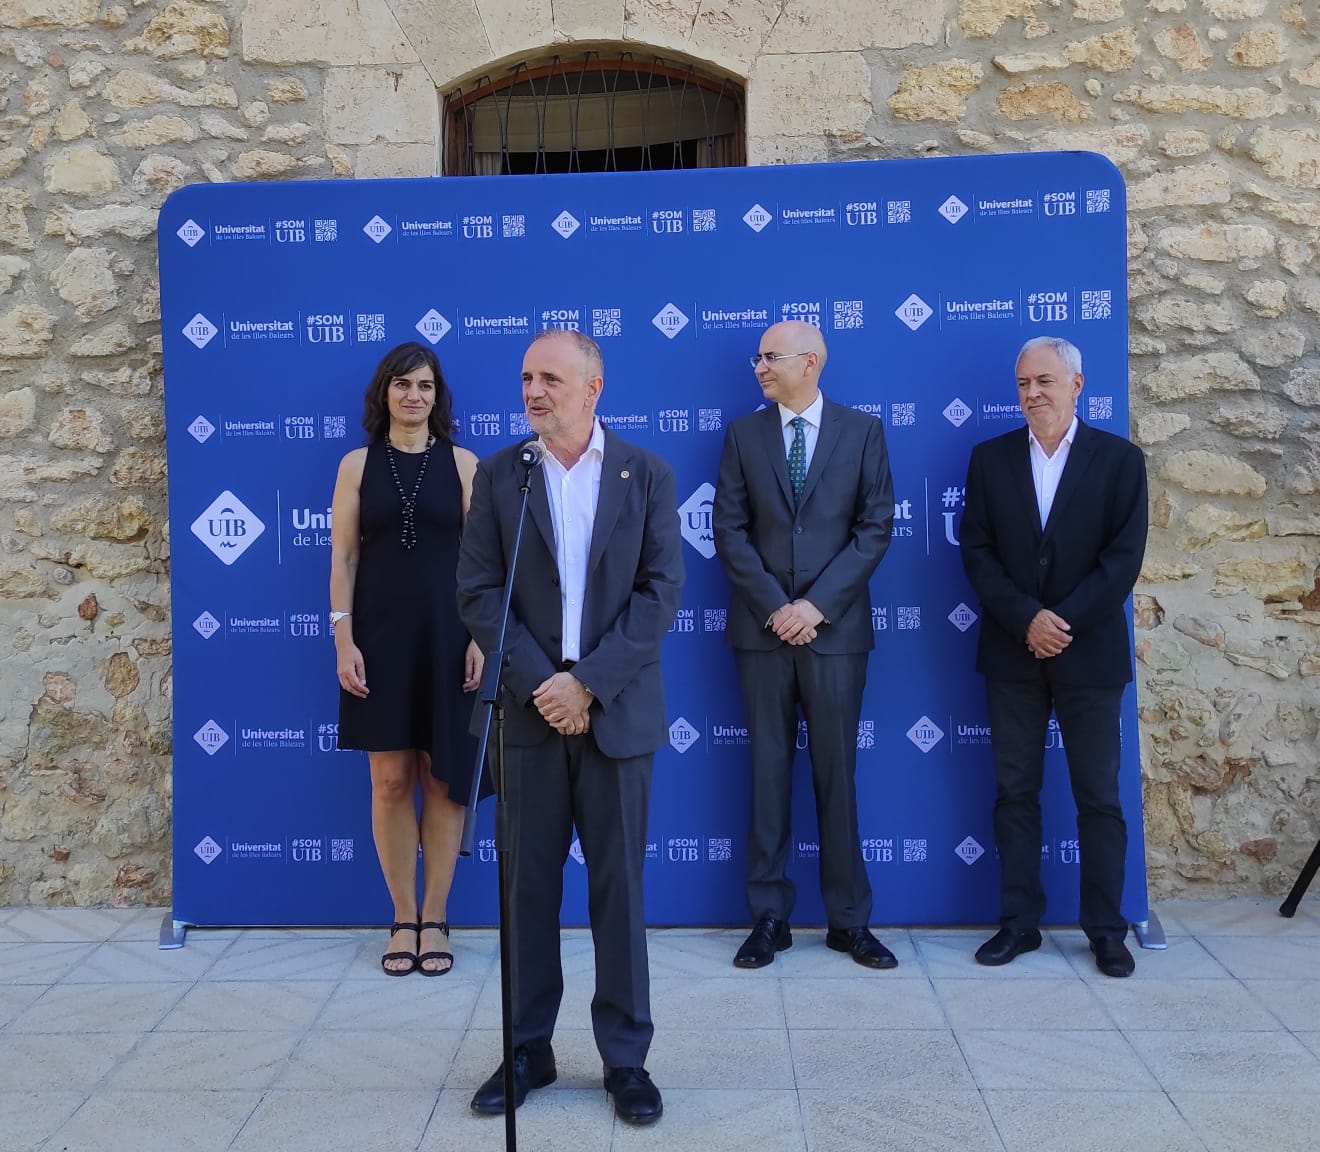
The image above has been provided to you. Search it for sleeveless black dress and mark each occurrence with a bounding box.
[338,440,481,804]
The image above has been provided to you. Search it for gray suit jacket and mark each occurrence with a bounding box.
[713,396,894,653]
[456,427,684,758]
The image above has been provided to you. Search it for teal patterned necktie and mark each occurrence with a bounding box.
[788,416,807,502]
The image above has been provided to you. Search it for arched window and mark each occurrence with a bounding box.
[443,51,744,176]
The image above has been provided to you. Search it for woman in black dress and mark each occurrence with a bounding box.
[329,342,482,975]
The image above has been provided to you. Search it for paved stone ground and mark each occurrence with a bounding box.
[2,898,1319,1151]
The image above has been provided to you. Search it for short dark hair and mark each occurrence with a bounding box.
[361,342,455,444]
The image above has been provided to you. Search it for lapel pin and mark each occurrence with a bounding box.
[620,470,630,479]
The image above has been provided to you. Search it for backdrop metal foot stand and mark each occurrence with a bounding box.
[1132,910,1166,949]
[158,910,188,950]
[1279,840,1320,918]
[459,449,540,1152]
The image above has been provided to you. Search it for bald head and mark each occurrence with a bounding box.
[754,319,827,412]
[763,320,827,370]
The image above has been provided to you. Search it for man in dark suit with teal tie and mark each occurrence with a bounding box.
[960,335,1148,978]
[713,319,897,971]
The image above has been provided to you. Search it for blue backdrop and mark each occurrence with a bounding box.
[159,152,1148,928]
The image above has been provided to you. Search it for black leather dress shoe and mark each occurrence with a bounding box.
[470,1040,556,1114]
[1091,935,1135,978]
[604,1066,663,1125]
[975,926,1043,967]
[734,917,792,969]
[825,926,898,970]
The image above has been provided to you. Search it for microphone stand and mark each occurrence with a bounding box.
[1279,839,1320,917]
[460,445,539,1152]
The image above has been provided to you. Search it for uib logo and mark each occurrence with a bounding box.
[193,720,229,756]
[652,303,689,339]
[669,717,699,753]
[551,211,580,239]
[193,836,222,863]
[943,398,972,427]
[182,313,218,349]
[190,491,265,565]
[742,204,772,232]
[906,716,944,753]
[955,836,985,865]
[938,195,969,224]
[678,482,716,559]
[363,215,392,243]
[948,603,978,632]
[894,294,932,331]
[415,309,451,344]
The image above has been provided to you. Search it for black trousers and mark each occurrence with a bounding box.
[985,674,1128,940]
[736,646,872,928]
[504,732,653,1068]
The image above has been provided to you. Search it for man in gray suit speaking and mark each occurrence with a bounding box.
[457,329,683,1124]
[713,320,897,971]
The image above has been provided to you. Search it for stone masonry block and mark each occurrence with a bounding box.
[323,65,439,146]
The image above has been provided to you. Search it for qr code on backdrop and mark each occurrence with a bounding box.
[592,308,622,338]
[356,314,385,342]
[833,300,864,330]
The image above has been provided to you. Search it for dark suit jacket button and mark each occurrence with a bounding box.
[1039,557,1048,566]
[795,526,803,535]
[551,576,560,586]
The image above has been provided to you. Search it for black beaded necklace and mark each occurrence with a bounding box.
[384,435,434,550]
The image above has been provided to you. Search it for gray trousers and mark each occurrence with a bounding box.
[504,732,653,1068]
[736,646,872,928]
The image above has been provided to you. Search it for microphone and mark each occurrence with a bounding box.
[517,438,546,468]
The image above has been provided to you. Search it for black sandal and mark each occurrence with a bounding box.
[381,921,420,976]
[418,920,453,976]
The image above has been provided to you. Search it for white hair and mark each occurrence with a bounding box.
[1017,336,1082,377]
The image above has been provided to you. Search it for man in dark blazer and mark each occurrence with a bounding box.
[456,329,682,1124]
[960,335,1148,978]
[713,319,897,971]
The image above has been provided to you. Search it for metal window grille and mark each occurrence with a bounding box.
[443,52,745,176]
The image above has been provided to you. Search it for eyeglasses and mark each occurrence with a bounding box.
[749,351,810,368]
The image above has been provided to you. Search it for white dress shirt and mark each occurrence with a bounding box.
[541,420,604,662]
[1028,413,1078,526]
[778,390,824,471]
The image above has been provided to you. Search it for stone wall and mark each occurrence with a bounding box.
[0,0,1315,905]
